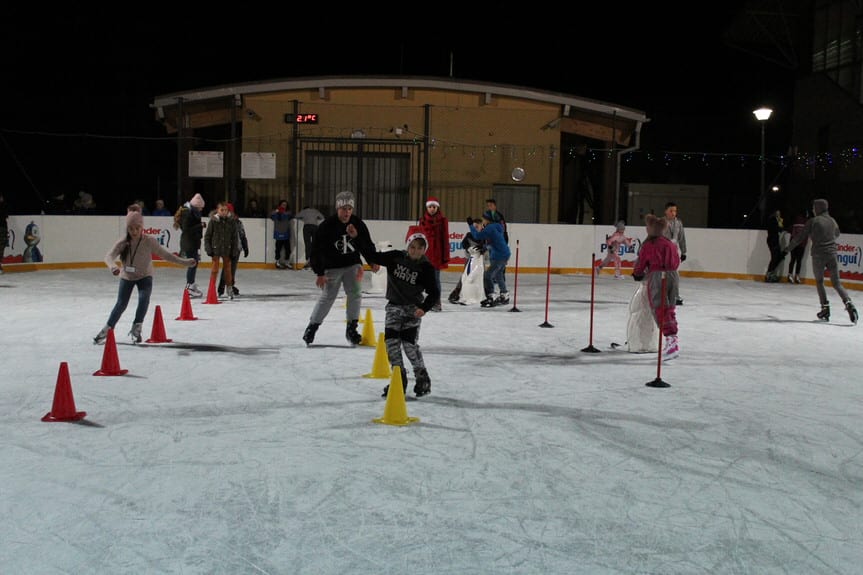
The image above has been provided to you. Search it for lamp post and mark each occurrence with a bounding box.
[753,107,773,223]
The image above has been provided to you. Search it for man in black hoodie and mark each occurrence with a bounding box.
[302,191,378,346]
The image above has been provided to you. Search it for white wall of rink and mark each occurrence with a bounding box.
[3,214,862,286]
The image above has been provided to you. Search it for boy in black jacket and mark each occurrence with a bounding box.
[349,227,440,398]
[302,191,377,346]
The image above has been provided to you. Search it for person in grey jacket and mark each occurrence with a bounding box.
[663,202,687,304]
[296,206,325,269]
[783,198,857,324]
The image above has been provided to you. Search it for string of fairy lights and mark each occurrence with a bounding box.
[3,124,860,172]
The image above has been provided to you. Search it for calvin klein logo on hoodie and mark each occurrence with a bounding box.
[335,234,357,254]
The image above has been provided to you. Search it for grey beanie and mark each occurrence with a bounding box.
[615,220,626,232]
[813,198,828,215]
[335,191,355,209]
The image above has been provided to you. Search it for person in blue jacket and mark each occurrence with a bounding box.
[270,199,294,269]
[469,214,512,307]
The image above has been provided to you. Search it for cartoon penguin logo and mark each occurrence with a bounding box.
[23,221,43,263]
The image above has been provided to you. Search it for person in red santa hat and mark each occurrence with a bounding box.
[418,197,449,311]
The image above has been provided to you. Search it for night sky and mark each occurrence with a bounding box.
[1,5,797,220]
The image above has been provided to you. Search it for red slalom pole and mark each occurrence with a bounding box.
[581,252,600,352]
[509,239,521,312]
[646,271,670,388]
[539,245,553,327]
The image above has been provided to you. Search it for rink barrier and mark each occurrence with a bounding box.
[2,215,861,290]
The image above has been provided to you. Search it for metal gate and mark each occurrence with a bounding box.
[298,138,423,219]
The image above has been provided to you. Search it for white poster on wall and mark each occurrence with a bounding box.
[241,152,276,179]
[188,151,224,178]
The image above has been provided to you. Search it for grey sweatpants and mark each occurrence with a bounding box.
[308,263,363,325]
[812,253,851,306]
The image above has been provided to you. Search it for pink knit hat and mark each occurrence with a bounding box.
[190,193,205,209]
[126,204,144,228]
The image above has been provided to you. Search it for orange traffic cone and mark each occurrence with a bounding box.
[93,329,128,376]
[176,288,198,320]
[145,305,173,343]
[373,366,419,426]
[203,274,221,305]
[42,362,87,422]
[363,333,391,379]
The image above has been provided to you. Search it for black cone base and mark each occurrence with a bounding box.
[646,378,671,388]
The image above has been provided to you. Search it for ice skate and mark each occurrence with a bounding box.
[413,368,431,397]
[93,325,110,345]
[845,301,858,324]
[346,320,362,346]
[662,335,679,360]
[129,323,143,344]
[302,323,319,346]
[186,283,203,298]
[382,368,408,397]
[480,295,496,308]
[448,286,461,304]
[817,304,830,321]
[495,293,509,306]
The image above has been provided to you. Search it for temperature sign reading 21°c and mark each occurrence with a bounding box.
[284,113,319,124]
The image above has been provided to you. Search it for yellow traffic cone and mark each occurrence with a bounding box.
[360,308,376,347]
[363,333,392,379]
[373,367,419,426]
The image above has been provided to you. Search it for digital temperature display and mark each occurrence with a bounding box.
[284,113,319,124]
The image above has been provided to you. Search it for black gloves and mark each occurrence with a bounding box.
[632,273,644,282]
[243,248,249,258]
[466,217,474,226]
[680,255,687,262]
[242,238,249,258]
[206,250,213,257]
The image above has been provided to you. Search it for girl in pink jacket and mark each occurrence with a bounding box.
[632,214,681,359]
[596,220,634,278]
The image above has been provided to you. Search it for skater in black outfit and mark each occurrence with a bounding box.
[302,191,377,346]
[349,227,439,398]
[764,209,784,282]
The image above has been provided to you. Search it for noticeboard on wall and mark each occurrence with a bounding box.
[188,151,224,178]
[241,152,276,179]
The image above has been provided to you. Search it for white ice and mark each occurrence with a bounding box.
[1,267,860,574]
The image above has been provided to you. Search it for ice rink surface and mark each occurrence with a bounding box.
[1,266,860,574]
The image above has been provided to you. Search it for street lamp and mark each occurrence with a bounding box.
[753,107,773,222]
